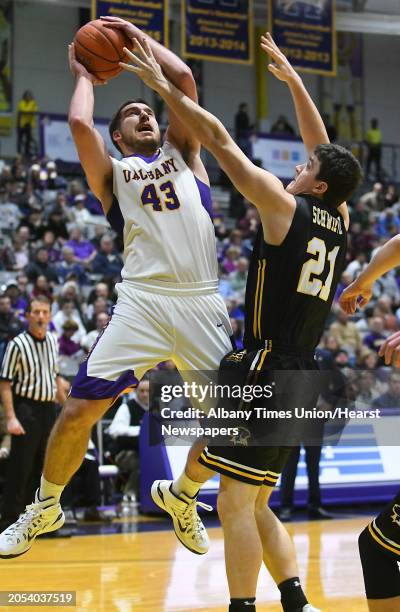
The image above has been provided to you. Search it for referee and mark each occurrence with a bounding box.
[0,296,66,531]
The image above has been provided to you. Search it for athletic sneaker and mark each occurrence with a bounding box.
[0,491,65,558]
[151,480,212,554]
[303,605,322,612]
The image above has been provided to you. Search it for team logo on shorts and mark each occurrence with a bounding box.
[230,426,251,446]
[226,350,247,363]
[391,504,400,527]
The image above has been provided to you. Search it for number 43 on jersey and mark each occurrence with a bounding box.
[141,181,180,211]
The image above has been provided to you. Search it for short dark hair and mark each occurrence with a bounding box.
[26,295,51,313]
[109,98,150,154]
[314,144,363,208]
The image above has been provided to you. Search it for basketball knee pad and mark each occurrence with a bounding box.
[358,526,400,599]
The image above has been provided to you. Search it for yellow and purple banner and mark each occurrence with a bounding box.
[269,0,336,76]
[182,0,253,65]
[92,0,169,46]
[0,0,13,136]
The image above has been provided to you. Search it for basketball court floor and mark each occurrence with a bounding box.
[0,513,372,611]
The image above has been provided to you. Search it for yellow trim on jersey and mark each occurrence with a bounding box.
[256,347,270,372]
[253,259,266,339]
[257,259,266,339]
[253,261,262,338]
[200,452,266,482]
[264,474,279,484]
[368,523,400,557]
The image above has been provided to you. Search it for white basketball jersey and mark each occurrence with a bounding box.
[108,142,218,289]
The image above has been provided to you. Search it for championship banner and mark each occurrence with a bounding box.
[0,0,13,136]
[269,0,336,76]
[182,0,253,65]
[92,0,169,46]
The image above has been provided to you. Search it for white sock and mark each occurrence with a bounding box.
[39,476,65,504]
[172,471,203,498]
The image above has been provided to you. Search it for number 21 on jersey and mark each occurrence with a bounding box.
[297,237,340,302]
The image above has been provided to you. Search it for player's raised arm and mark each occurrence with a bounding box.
[339,234,400,315]
[100,16,203,171]
[119,39,294,220]
[339,233,400,366]
[68,44,113,213]
[261,33,349,229]
[261,33,328,154]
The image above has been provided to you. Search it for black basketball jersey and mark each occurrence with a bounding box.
[244,195,347,352]
[369,490,400,558]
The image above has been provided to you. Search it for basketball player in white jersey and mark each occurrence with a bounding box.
[0,17,233,557]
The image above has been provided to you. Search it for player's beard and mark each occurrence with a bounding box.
[122,130,161,157]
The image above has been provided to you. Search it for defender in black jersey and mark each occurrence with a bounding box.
[128,33,363,611]
[341,235,400,610]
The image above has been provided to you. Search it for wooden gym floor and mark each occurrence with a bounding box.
[0,514,372,611]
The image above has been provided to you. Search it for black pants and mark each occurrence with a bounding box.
[62,458,101,509]
[279,445,322,508]
[17,124,33,157]
[0,397,56,524]
[366,145,382,179]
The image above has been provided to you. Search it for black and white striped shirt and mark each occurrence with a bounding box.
[0,331,59,402]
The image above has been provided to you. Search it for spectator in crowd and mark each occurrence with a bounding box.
[107,379,149,503]
[355,371,380,407]
[3,279,28,319]
[234,102,253,156]
[0,295,24,361]
[84,297,109,332]
[81,312,110,353]
[228,257,248,298]
[373,371,400,410]
[52,300,86,343]
[25,247,59,284]
[30,275,53,303]
[91,234,123,280]
[62,438,110,522]
[221,245,241,275]
[16,91,38,158]
[58,320,85,378]
[86,281,114,307]
[384,184,399,208]
[66,226,97,269]
[42,230,61,264]
[58,320,82,358]
[360,182,384,211]
[68,194,94,229]
[230,318,244,350]
[363,317,387,353]
[271,114,295,136]
[350,199,370,230]
[56,246,88,286]
[329,308,364,361]
[345,252,367,281]
[365,117,382,180]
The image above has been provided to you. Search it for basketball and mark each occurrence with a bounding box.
[74,19,133,81]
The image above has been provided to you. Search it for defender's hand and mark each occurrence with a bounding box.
[379,331,400,367]
[339,281,373,315]
[260,32,300,84]
[100,15,136,39]
[119,38,167,92]
[68,43,107,86]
